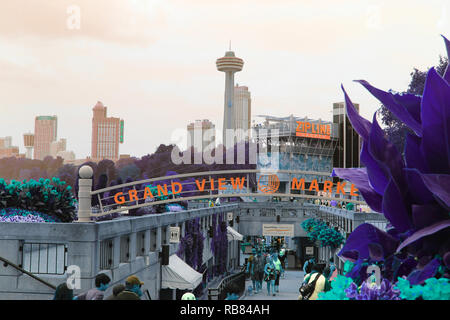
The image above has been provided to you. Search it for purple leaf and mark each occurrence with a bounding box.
[396,220,450,252]
[411,204,448,229]
[420,68,450,173]
[395,257,418,278]
[355,80,422,136]
[407,257,441,285]
[404,169,435,205]
[444,251,450,268]
[338,223,399,261]
[382,178,413,233]
[341,84,372,140]
[419,174,450,208]
[442,35,450,83]
[331,167,383,212]
[341,250,359,262]
[404,134,429,173]
[368,114,406,189]
[360,140,389,196]
[368,242,384,261]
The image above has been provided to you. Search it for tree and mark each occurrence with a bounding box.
[379,55,448,152]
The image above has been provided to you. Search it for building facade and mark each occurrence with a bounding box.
[50,139,66,158]
[332,102,361,169]
[233,85,251,142]
[34,116,57,160]
[187,119,216,152]
[0,137,20,159]
[91,101,123,161]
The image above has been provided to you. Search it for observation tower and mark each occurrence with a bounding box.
[216,49,244,146]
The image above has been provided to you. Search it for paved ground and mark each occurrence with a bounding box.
[242,270,305,300]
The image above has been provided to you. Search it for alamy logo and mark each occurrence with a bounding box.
[66,265,81,290]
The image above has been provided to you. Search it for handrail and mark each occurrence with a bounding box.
[0,256,57,290]
[208,266,246,300]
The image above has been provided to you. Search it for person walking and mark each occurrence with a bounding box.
[53,283,73,300]
[105,284,126,300]
[246,249,258,294]
[272,253,282,293]
[116,275,144,300]
[298,263,326,300]
[253,250,265,293]
[263,256,276,296]
[74,273,111,300]
[279,247,287,278]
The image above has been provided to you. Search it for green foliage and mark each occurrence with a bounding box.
[318,275,354,300]
[0,177,77,222]
[395,277,450,300]
[301,218,345,248]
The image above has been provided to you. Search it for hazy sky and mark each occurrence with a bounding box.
[0,0,448,159]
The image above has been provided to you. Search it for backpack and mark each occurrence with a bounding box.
[299,273,321,300]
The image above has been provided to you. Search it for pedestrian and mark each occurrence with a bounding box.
[272,253,283,293]
[279,247,287,278]
[263,256,276,296]
[53,282,73,300]
[74,273,111,300]
[116,275,144,300]
[298,263,326,300]
[253,250,265,293]
[105,284,126,300]
[246,249,258,293]
[181,292,196,300]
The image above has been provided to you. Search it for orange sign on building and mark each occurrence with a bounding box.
[296,121,331,140]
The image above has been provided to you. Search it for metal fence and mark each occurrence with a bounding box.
[99,238,113,270]
[20,242,67,275]
[208,268,246,300]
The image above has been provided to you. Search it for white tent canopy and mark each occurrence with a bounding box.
[227,226,244,241]
[161,254,203,290]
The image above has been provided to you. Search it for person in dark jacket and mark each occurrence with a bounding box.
[105,284,126,300]
[53,283,73,300]
[116,275,144,300]
[74,273,111,300]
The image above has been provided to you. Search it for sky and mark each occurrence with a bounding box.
[0,0,448,159]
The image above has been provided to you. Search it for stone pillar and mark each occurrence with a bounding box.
[155,227,162,252]
[77,166,93,223]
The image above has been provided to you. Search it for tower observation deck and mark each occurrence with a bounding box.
[216,50,244,147]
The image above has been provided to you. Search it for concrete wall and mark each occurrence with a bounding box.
[0,205,238,300]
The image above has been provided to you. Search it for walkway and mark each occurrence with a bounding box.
[241,270,304,300]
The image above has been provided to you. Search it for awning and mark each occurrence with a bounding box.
[161,254,203,290]
[227,226,244,241]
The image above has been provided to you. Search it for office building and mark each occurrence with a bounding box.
[332,102,361,169]
[233,85,251,142]
[91,101,124,161]
[34,116,57,160]
[0,136,19,159]
[187,119,216,152]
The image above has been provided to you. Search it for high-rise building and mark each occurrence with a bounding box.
[34,116,57,160]
[332,102,361,169]
[187,120,216,152]
[216,50,244,147]
[0,136,19,159]
[50,138,67,158]
[233,84,251,142]
[91,101,124,161]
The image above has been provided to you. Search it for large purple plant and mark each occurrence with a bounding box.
[211,213,228,276]
[176,217,204,271]
[333,35,450,285]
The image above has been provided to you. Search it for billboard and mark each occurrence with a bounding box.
[262,224,294,237]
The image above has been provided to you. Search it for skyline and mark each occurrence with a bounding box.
[0,0,448,159]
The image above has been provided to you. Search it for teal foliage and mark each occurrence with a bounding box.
[318,275,354,300]
[0,177,76,222]
[301,218,345,248]
[395,277,450,300]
